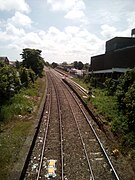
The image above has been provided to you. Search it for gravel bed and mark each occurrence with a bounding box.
[25,69,135,180]
[65,75,135,180]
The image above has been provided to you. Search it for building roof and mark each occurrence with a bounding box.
[0,57,9,64]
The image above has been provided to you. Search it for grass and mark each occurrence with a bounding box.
[0,75,46,179]
[0,81,41,122]
[90,88,129,134]
[0,120,32,179]
[71,77,135,167]
[72,77,89,90]
[90,89,119,121]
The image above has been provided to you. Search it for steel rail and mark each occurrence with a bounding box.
[47,72,64,180]
[51,69,120,180]
[65,83,120,180]
[52,70,94,179]
[36,87,52,180]
[54,69,88,96]
[53,79,64,180]
[61,86,95,180]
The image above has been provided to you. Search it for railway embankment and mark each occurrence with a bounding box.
[0,75,47,180]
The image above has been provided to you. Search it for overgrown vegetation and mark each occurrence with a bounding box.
[72,68,135,157]
[0,78,45,179]
[0,48,44,121]
[0,48,45,179]
[90,69,135,155]
[0,86,36,121]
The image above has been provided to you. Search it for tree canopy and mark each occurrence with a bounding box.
[73,61,84,70]
[21,48,44,76]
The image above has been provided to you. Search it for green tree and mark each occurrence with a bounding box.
[84,63,89,71]
[0,65,20,104]
[73,61,78,69]
[15,60,21,69]
[73,61,84,70]
[21,48,44,77]
[78,61,84,70]
[51,62,58,68]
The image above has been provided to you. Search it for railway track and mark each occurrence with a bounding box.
[51,69,120,180]
[25,71,64,179]
[23,68,120,180]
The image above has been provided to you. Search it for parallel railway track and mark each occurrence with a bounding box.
[23,68,120,180]
[52,69,120,180]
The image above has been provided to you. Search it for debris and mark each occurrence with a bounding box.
[31,163,38,171]
[45,159,57,179]
[112,149,119,158]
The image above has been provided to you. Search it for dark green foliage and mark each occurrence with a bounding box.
[0,64,20,104]
[122,132,135,150]
[73,61,84,70]
[15,60,21,69]
[21,48,44,76]
[116,68,135,110]
[124,81,135,130]
[105,68,135,134]
[90,77,97,87]
[19,67,29,87]
[19,67,36,87]
[83,74,90,83]
[84,63,89,71]
[0,62,36,106]
[51,62,58,68]
[104,78,118,95]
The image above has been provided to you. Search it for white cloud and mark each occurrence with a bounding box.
[0,23,25,42]
[101,24,131,39]
[8,12,32,27]
[1,23,104,63]
[0,0,30,13]
[101,24,117,39]
[65,9,85,19]
[6,23,25,37]
[47,0,86,22]
[47,0,84,12]
[65,26,80,34]
[127,12,135,29]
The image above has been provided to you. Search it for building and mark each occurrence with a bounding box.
[90,29,135,80]
[0,57,9,65]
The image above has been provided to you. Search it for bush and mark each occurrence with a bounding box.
[116,68,135,110]
[0,88,34,121]
[104,78,118,95]
[124,81,135,130]
[0,65,20,104]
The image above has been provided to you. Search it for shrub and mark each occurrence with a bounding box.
[116,68,135,110]
[124,81,135,130]
[104,78,118,95]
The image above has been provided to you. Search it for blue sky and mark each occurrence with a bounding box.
[0,0,135,64]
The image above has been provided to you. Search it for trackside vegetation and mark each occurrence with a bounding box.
[0,48,45,178]
[0,48,44,118]
[72,69,135,162]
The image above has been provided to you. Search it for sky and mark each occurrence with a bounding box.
[0,0,135,64]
